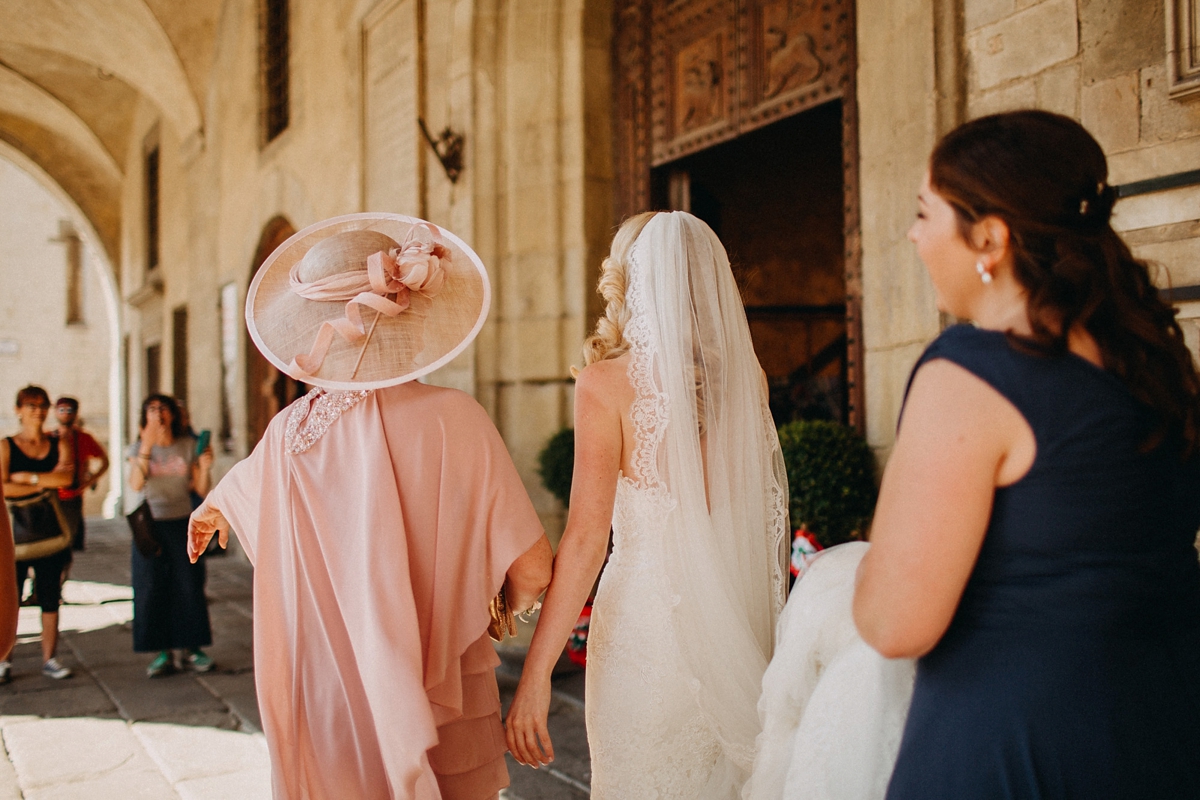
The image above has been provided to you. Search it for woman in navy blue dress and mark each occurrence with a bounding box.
[855,110,1200,799]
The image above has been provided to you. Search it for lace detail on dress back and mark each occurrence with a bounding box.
[285,388,371,454]
[622,250,671,501]
[587,478,722,799]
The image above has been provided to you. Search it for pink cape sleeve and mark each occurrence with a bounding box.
[204,420,277,566]
[378,385,546,721]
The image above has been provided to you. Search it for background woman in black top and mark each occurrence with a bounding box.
[0,385,76,681]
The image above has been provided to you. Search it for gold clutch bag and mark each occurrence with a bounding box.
[487,588,516,642]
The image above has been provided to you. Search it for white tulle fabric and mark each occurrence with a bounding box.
[586,211,789,799]
[744,543,916,800]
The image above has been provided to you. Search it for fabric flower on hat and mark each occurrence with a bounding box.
[389,227,448,296]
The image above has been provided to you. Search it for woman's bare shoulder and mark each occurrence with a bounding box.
[575,356,633,407]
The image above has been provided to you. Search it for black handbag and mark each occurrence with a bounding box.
[7,490,73,560]
[126,500,161,558]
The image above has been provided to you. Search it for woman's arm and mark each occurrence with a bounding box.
[191,447,214,498]
[853,359,1033,659]
[506,363,624,768]
[2,438,72,495]
[0,439,19,498]
[83,438,110,490]
[0,484,16,656]
[127,441,152,493]
[506,535,554,614]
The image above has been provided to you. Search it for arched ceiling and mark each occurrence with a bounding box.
[0,0,224,266]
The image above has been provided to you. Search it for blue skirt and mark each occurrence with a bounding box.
[131,517,212,652]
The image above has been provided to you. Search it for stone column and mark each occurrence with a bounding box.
[856,0,942,461]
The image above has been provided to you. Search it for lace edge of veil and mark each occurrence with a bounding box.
[623,249,671,503]
[764,401,789,616]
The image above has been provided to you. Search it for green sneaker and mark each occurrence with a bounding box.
[146,651,172,678]
[184,649,214,673]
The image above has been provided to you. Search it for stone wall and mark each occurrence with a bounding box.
[966,0,1200,371]
[0,158,113,516]
[856,0,943,460]
[857,0,1200,458]
[109,0,609,539]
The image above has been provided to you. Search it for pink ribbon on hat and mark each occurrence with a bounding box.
[287,223,449,379]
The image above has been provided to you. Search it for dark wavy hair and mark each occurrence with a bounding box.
[139,393,185,440]
[14,385,49,409]
[929,110,1200,455]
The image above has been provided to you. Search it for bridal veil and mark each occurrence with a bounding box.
[623,211,789,787]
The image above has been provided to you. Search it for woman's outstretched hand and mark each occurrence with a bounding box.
[187,499,229,563]
[505,674,555,768]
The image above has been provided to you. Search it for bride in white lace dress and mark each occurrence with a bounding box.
[506,211,789,798]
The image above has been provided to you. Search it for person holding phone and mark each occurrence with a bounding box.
[126,394,215,677]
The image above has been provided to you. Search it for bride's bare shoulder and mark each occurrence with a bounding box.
[574,354,634,408]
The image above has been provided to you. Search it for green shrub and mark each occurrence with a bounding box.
[777,420,877,549]
[537,428,575,507]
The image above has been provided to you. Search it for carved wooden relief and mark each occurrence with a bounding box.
[744,0,850,131]
[637,0,850,165]
[759,2,824,100]
[612,0,864,429]
[650,0,740,164]
[675,30,727,132]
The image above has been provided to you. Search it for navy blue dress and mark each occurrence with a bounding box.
[886,325,1200,800]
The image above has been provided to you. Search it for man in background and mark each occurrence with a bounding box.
[53,397,109,551]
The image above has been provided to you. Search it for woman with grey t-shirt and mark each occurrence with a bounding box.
[126,394,214,677]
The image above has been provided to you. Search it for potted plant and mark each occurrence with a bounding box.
[777,420,877,577]
[537,427,575,508]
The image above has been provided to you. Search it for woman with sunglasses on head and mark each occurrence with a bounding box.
[0,385,76,682]
[127,393,214,678]
[852,111,1200,799]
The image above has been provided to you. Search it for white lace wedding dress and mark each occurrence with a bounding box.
[586,477,725,797]
[583,212,789,799]
[743,543,916,800]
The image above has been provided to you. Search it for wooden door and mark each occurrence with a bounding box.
[613,0,864,429]
[246,217,306,447]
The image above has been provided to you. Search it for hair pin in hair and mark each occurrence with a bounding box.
[1080,198,1090,215]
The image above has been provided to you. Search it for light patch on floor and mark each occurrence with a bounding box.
[16,581,134,643]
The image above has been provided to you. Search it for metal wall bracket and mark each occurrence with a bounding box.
[418,118,464,183]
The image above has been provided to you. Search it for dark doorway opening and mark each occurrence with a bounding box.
[651,100,847,425]
[246,217,306,448]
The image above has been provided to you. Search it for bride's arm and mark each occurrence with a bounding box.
[506,362,623,768]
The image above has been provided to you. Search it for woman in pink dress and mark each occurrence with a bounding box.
[189,214,553,800]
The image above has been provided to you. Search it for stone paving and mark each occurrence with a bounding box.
[0,518,592,799]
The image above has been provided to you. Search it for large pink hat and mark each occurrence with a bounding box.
[246,213,490,390]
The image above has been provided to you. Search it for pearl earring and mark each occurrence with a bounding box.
[976,261,993,285]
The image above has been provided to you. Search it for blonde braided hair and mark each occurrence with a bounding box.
[580,212,658,370]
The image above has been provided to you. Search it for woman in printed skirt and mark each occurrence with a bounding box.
[127,393,215,677]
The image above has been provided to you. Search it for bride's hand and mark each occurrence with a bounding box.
[505,674,554,768]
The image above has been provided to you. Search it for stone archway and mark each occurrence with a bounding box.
[0,141,124,516]
[245,216,305,448]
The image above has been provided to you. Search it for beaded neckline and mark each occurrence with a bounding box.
[284,388,371,454]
